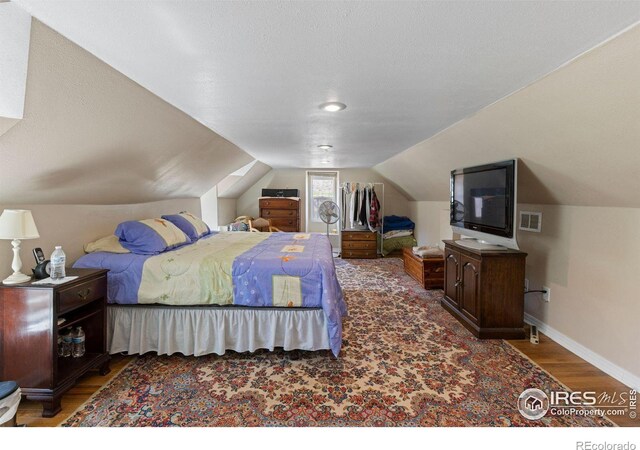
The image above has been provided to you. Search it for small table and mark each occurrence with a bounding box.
[0,268,111,417]
[402,247,444,289]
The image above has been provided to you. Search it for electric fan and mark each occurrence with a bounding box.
[318,201,340,236]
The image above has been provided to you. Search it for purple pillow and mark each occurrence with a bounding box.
[115,219,191,255]
[161,212,211,241]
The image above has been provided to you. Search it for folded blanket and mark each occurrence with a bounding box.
[383,215,415,232]
[412,246,443,258]
[383,229,413,239]
[382,235,417,256]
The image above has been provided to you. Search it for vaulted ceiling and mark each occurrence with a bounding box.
[13,0,640,169]
[2,1,640,207]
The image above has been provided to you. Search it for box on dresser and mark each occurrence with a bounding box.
[0,268,110,417]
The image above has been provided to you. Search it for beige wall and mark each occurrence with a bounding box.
[408,201,452,248]
[412,201,640,386]
[0,198,200,277]
[217,198,237,228]
[237,168,411,231]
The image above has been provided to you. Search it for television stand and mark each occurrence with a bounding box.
[442,240,527,339]
[454,239,505,251]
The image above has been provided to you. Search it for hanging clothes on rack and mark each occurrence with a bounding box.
[340,182,382,232]
[369,187,380,229]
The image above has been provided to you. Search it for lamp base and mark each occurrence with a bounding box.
[2,271,31,285]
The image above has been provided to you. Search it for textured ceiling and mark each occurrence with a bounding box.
[0,21,253,205]
[13,0,640,169]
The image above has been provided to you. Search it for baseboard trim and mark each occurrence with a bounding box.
[524,313,640,391]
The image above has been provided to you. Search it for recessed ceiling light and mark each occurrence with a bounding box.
[317,144,333,150]
[319,102,346,112]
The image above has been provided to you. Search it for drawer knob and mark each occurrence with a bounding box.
[77,288,91,300]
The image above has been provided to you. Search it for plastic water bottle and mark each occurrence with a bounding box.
[61,329,73,357]
[50,246,66,280]
[72,326,85,358]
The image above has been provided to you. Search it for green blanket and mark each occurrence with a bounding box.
[382,235,417,256]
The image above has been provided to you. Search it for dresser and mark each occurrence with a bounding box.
[259,198,300,232]
[341,230,378,259]
[0,268,111,417]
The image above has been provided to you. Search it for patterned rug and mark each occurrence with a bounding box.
[62,258,610,427]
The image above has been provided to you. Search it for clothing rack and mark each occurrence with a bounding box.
[339,182,384,255]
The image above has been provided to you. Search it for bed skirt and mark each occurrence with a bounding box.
[107,305,331,356]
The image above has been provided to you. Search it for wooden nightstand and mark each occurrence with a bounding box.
[0,268,111,417]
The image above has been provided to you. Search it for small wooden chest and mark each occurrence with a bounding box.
[402,247,444,289]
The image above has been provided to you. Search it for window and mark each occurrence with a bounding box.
[306,171,338,228]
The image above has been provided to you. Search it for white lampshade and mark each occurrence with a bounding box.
[0,209,40,240]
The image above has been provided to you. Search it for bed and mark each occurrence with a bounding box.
[73,231,347,357]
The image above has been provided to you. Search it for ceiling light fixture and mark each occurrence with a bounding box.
[319,102,346,112]
[317,144,333,150]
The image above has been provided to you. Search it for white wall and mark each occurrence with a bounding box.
[237,168,411,232]
[217,198,237,227]
[200,185,218,229]
[409,201,452,248]
[0,198,201,275]
[412,200,640,388]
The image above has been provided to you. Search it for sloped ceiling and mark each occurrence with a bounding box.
[217,161,272,199]
[375,24,640,208]
[12,1,640,169]
[0,20,253,205]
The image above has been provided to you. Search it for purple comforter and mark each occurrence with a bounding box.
[74,232,347,355]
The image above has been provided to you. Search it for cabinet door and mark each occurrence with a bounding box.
[444,249,460,306]
[460,255,481,324]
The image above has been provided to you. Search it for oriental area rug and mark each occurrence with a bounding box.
[61,258,610,427]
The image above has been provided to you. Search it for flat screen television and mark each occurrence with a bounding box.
[450,159,518,249]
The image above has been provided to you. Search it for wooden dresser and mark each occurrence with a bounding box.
[0,268,111,417]
[341,230,378,259]
[402,247,444,289]
[441,240,526,339]
[259,198,300,232]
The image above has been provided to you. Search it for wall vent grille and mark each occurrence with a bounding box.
[519,211,542,232]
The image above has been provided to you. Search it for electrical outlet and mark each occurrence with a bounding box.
[542,286,551,303]
[524,278,529,292]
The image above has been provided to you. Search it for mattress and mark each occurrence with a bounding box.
[74,232,347,355]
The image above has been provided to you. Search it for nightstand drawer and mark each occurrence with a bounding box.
[342,240,377,250]
[341,249,377,259]
[342,231,377,241]
[58,278,106,314]
[262,209,297,218]
[259,199,298,209]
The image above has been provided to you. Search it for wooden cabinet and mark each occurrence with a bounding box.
[441,240,526,339]
[259,198,300,232]
[402,247,444,289]
[0,268,111,417]
[341,230,378,259]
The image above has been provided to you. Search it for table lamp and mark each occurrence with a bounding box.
[0,209,40,285]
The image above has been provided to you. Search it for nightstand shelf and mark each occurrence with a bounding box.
[0,268,111,417]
